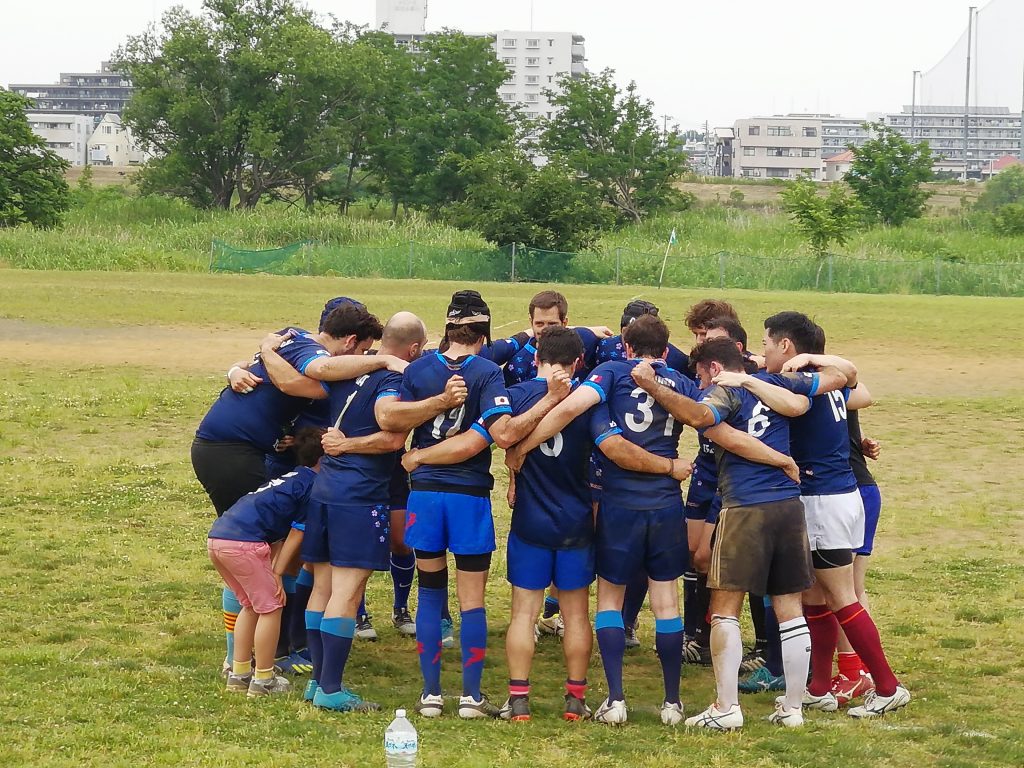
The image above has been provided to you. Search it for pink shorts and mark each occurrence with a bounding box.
[207,538,284,614]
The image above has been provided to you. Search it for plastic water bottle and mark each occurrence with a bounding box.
[384,708,418,768]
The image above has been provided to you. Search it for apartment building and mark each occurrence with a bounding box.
[821,115,871,158]
[25,113,93,166]
[731,116,823,180]
[10,62,132,122]
[494,31,586,122]
[88,113,148,166]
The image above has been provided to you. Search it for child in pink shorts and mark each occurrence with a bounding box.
[208,429,323,698]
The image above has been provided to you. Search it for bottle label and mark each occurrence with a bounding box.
[385,736,418,754]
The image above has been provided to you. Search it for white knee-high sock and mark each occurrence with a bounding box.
[710,614,742,709]
[779,617,811,711]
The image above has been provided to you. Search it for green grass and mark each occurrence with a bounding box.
[2,191,1024,295]
[1,273,1023,766]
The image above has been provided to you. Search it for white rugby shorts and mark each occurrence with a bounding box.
[801,489,865,552]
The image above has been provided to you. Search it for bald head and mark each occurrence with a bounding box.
[381,311,427,361]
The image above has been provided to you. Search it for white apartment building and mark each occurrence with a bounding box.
[731,116,823,180]
[26,113,92,166]
[883,105,1022,178]
[494,31,586,122]
[88,113,147,166]
[375,0,427,35]
[821,115,871,158]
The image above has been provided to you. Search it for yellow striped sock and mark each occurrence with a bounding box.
[223,611,238,632]
[254,667,275,681]
[232,659,252,676]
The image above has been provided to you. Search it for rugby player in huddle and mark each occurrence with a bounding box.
[192,288,908,727]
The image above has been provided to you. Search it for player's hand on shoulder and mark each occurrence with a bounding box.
[260,329,295,354]
[589,325,614,338]
[781,353,813,373]
[862,437,882,461]
[229,367,263,393]
[631,360,657,389]
[440,375,468,408]
[546,369,572,401]
[382,354,409,374]
[322,427,348,456]
[711,370,750,388]
[669,458,693,482]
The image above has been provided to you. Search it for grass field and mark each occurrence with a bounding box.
[1,270,1022,767]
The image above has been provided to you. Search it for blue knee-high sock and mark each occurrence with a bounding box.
[460,607,488,699]
[763,596,783,677]
[416,586,445,696]
[682,570,698,636]
[596,610,626,702]
[391,552,416,611]
[276,574,297,657]
[655,616,684,705]
[291,569,313,652]
[319,616,356,695]
[358,593,367,619]
[305,610,325,684]
[543,594,560,619]
[222,587,242,661]
[622,570,648,628]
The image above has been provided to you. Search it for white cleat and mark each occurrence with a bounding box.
[848,685,911,719]
[660,701,685,726]
[536,614,565,637]
[684,703,744,731]
[768,701,804,728]
[414,693,444,718]
[794,690,838,712]
[593,698,628,725]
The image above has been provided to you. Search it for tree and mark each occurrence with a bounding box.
[446,143,612,261]
[846,122,934,226]
[781,177,862,267]
[115,0,357,209]
[976,164,1024,211]
[541,70,688,224]
[0,90,70,228]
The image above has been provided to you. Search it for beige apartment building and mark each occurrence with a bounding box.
[732,116,823,180]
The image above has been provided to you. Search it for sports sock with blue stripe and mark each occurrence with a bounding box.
[460,607,488,699]
[655,616,684,705]
[595,610,626,701]
[319,616,356,695]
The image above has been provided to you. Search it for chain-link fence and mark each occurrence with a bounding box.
[210,240,1024,297]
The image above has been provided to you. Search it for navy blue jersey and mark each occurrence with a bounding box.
[789,387,857,496]
[196,328,330,452]
[595,335,692,380]
[477,332,531,367]
[400,352,512,492]
[503,327,601,386]
[311,369,404,507]
[699,372,819,508]
[583,359,699,510]
[209,467,315,543]
[509,379,609,549]
[688,432,720,506]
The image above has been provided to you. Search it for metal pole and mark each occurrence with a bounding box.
[911,70,919,142]
[615,247,621,285]
[511,242,517,283]
[963,7,976,182]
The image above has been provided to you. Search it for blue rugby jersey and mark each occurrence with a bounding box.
[196,328,330,453]
[595,335,693,380]
[310,369,404,507]
[699,372,818,508]
[789,386,858,496]
[509,379,609,549]
[400,352,512,493]
[503,327,602,386]
[688,431,720,507]
[209,467,315,543]
[476,332,531,367]
[582,359,700,510]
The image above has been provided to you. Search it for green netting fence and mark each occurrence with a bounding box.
[210,240,1024,297]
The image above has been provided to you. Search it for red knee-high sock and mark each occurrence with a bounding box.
[834,602,899,696]
[804,604,838,696]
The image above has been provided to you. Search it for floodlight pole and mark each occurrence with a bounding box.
[911,70,920,142]
[963,6,976,182]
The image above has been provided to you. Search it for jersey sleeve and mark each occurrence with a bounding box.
[588,400,623,446]
[507,382,532,416]
[478,366,513,429]
[487,332,530,367]
[699,385,742,426]
[762,371,820,397]
[582,362,616,402]
[375,371,403,401]
[276,334,331,375]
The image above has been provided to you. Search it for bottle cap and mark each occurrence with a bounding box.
[395,708,406,718]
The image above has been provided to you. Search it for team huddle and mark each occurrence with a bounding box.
[192,287,910,729]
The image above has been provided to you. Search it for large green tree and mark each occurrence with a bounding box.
[541,70,687,224]
[976,164,1024,211]
[846,123,934,226]
[115,0,357,209]
[0,90,70,228]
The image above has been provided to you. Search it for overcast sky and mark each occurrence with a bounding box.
[2,0,1019,129]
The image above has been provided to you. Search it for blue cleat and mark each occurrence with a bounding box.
[276,652,314,676]
[440,618,455,649]
[304,679,319,702]
[739,666,786,694]
[313,686,381,713]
